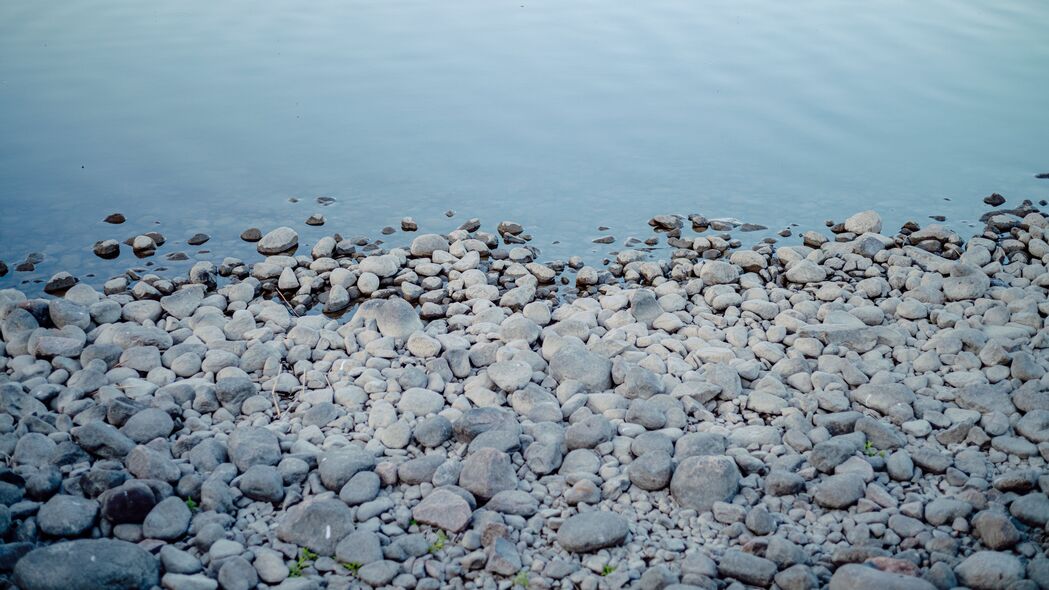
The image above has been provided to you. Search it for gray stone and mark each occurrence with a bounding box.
[217,556,257,590]
[14,539,159,590]
[397,388,445,416]
[357,561,399,586]
[339,471,380,505]
[814,473,866,508]
[565,414,613,450]
[37,494,99,537]
[549,341,612,391]
[458,448,516,500]
[72,422,135,459]
[954,551,1024,590]
[828,564,936,590]
[628,450,673,491]
[1010,492,1049,527]
[412,488,472,533]
[717,549,777,587]
[121,408,174,444]
[238,464,285,503]
[335,530,384,565]
[556,511,629,553]
[410,234,450,257]
[142,496,191,540]
[227,426,281,472]
[318,448,376,491]
[670,455,741,511]
[257,227,298,254]
[276,498,355,556]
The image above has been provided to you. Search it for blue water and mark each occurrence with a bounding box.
[2,0,1048,289]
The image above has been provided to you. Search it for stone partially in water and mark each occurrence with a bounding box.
[256,227,298,254]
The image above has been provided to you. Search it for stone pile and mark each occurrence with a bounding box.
[1,205,1048,590]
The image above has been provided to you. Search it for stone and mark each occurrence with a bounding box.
[217,556,258,590]
[44,272,77,293]
[142,496,191,540]
[556,511,629,553]
[256,227,298,254]
[227,426,281,472]
[814,473,866,508]
[670,455,741,511]
[828,564,936,590]
[37,494,99,537]
[459,448,516,500]
[628,450,673,491]
[410,234,450,257]
[412,488,472,532]
[14,539,159,590]
[238,465,285,503]
[488,360,532,392]
[844,210,883,234]
[276,498,355,556]
[785,260,826,284]
[339,471,380,505]
[398,388,445,416]
[850,383,916,423]
[954,551,1024,590]
[1010,492,1049,527]
[972,510,1021,549]
[121,408,174,444]
[100,481,157,524]
[72,422,135,459]
[548,341,612,391]
[717,549,777,587]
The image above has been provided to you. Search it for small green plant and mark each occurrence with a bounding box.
[428,530,448,553]
[863,440,886,458]
[513,570,530,587]
[288,548,318,578]
[184,497,198,511]
[601,564,616,576]
[341,562,362,576]
[409,518,419,527]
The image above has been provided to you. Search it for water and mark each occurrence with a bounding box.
[2,0,1048,291]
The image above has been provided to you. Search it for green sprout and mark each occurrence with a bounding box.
[341,562,362,576]
[184,497,198,511]
[288,548,318,578]
[863,440,886,457]
[513,570,530,587]
[428,530,448,554]
[601,565,616,576]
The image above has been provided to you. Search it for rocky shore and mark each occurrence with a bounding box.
[1,202,1048,590]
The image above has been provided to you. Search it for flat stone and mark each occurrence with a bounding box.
[556,511,629,553]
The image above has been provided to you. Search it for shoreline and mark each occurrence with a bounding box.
[1,200,1048,589]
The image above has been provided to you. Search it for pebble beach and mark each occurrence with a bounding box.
[1,199,1048,590]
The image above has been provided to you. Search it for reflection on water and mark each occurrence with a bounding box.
[1,0,1048,290]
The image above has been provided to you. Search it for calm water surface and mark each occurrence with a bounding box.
[2,0,1048,290]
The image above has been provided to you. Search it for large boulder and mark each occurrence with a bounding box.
[14,539,159,590]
